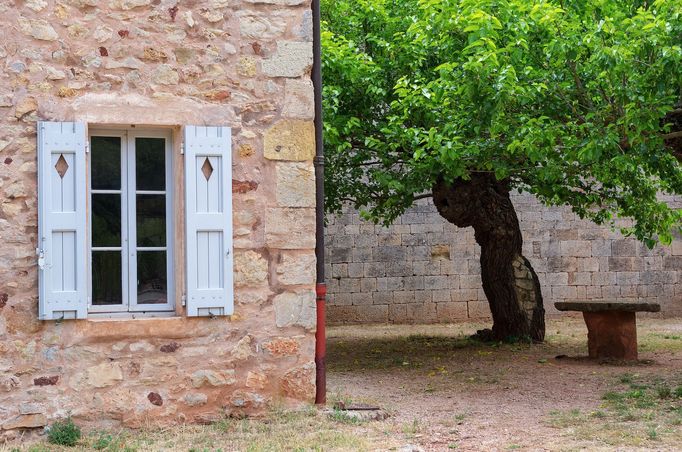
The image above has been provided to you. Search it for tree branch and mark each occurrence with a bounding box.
[413,192,433,200]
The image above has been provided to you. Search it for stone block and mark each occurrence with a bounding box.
[414,291,433,303]
[424,275,450,290]
[560,240,592,257]
[393,290,415,304]
[2,413,47,430]
[86,362,123,388]
[468,301,492,319]
[663,256,682,270]
[407,303,438,323]
[183,393,208,407]
[265,208,316,249]
[374,246,405,262]
[547,272,569,286]
[672,240,682,256]
[280,363,315,401]
[372,292,393,305]
[191,370,236,388]
[459,275,481,289]
[18,17,58,41]
[262,41,313,78]
[264,120,315,161]
[386,262,412,277]
[612,239,637,257]
[275,162,315,207]
[452,289,479,302]
[414,261,442,276]
[436,302,468,321]
[360,278,377,293]
[378,233,401,246]
[234,250,269,287]
[567,272,591,286]
[388,304,408,323]
[330,293,352,306]
[339,278,361,293]
[276,252,316,286]
[364,262,386,277]
[552,286,577,300]
[263,337,301,357]
[432,289,451,302]
[330,248,351,264]
[273,291,316,330]
[608,257,641,272]
[351,292,372,306]
[403,276,425,291]
[576,258,599,272]
[348,263,364,278]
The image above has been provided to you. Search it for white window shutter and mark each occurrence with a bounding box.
[37,121,88,320]
[184,126,234,317]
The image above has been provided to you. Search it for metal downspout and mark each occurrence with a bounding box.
[312,0,326,406]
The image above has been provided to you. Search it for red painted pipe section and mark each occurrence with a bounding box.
[315,282,326,405]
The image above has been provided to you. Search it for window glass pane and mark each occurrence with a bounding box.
[92,194,121,247]
[92,251,122,305]
[91,136,121,190]
[137,195,166,247]
[137,251,167,305]
[136,138,166,191]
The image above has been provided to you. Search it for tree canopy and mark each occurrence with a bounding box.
[322,0,682,247]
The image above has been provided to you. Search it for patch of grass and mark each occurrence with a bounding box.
[401,418,422,436]
[47,418,81,447]
[619,373,635,384]
[639,332,682,353]
[547,409,585,428]
[16,406,396,452]
[550,374,682,448]
[657,385,672,399]
[328,409,365,425]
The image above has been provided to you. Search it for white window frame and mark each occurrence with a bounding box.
[87,128,175,315]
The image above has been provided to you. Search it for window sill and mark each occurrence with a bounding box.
[87,311,178,321]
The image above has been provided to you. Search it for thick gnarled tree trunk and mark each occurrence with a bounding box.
[433,175,545,342]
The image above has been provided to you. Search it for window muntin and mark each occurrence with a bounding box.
[88,130,173,313]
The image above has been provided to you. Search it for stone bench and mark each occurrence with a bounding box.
[554,300,660,360]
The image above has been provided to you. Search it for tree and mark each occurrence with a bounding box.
[322,0,682,342]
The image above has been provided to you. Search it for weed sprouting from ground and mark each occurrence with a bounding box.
[47,418,81,447]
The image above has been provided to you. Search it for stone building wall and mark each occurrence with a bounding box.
[0,0,317,435]
[325,194,682,324]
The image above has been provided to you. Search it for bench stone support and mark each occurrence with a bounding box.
[583,311,637,360]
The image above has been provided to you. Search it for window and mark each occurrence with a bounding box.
[88,130,174,314]
[37,122,234,320]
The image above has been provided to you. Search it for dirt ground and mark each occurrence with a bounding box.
[328,316,682,451]
[4,316,682,451]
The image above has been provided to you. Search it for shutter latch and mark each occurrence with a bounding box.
[180,142,185,155]
[36,248,45,269]
[181,294,186,306]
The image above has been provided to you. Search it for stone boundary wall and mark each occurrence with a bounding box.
[325,194,682,325]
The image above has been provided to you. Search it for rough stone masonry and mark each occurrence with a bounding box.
[325,194,682,324]
[0,0,317,435]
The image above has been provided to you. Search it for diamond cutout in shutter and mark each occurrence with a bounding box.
[55,154,69,179]
[201,157,214,181]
